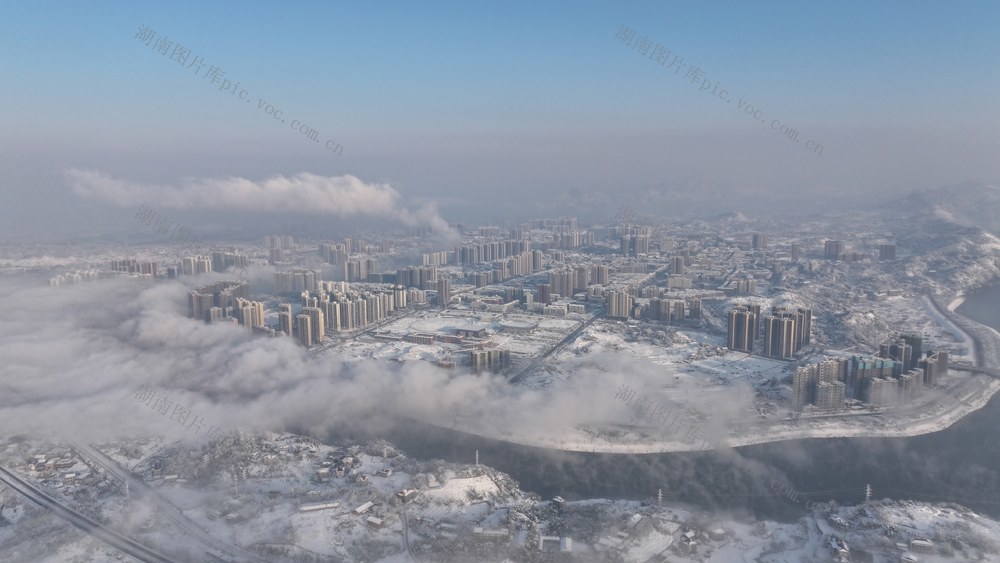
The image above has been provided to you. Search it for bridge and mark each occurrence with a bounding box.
[949,363,1000,378]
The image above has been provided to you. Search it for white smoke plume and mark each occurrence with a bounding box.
[66,169,457,240]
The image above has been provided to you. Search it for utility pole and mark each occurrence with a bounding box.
[657,488,664,506]
[475,450,479,466]
[865,484,872,503]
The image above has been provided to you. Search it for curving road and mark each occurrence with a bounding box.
[0,464,173,563]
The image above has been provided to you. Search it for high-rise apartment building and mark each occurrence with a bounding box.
[879,339,913,375]
[920,350,948,387]
[235,298,265,329]
[344,258,377,283]
[470,349,511,373]
[770,306,811,351]
[436,278,452,309]
[296,314,314,347]
[850,356,897,401]
[302,306,325,342]
[763,315,796,359]
[278,311,293,336]
[878,243,897,261]
[795,359,849,409]
[275,269,318,294]
[265,235,295,249]
[726,306,758,352]
[816,381,846,410]
[671,256,685,275]
[824,240,844,260]
[111,259,158,276]
[606,290,634,319]
[536,283,552,305]
[902,333,923,365]
[868,377,897,406]
[793,367,812,408]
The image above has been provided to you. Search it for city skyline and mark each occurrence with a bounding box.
[3,3,1000,560]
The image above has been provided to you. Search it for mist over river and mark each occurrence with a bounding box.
[336,286,1000,522]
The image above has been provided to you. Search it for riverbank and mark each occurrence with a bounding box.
[418,290,1000,454]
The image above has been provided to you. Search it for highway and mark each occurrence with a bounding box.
[0,464,174,563]
[68,440,269,563]
[925,293,1000,369]
[509,307,605,383]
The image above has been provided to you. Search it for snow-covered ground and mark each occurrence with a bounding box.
[2,433,999,562]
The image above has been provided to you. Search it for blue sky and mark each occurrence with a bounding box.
[1,1,999,231]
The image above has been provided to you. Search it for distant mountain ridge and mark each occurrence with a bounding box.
[890,182,1000,233]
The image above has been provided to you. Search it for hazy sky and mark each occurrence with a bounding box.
[2,1,999,233]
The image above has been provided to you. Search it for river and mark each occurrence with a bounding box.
[343,286,1000,522]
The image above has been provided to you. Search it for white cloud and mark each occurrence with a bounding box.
[0,277,647,444]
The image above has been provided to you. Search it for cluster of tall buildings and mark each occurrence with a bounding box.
[266,235,295,264]
[470,349,511,373]
[792,334,948,410]
[879,334,922,371]
[111,259,157,276]
[764,306,812,359]
[278,303,326,347]
[318,243,349,265]
[48,270,114,286]
[233,297,266,329]
[189,281,250,322]
[532,217,577,230]
[821,238,897,262]
[275,269,319,294]
[210,251,249,273]
[161,253,248,278]
[851,334,947,405]
[849,351,940,407]
[726,305,812,359]
[344,258,379,283]
[465,251,539,288]
[595,284,704,322]
[618,226,652,257]
[296,282,423,338]
[265,235,295,249]
[397,265,438,290]
[606,290,634,319]
[793,359,849,410]
[191,270,434,346]
[422,251,450,266]
[548,265,609,300]
[455,240,530,265]
[181,255,214,276]
[648,298,701,324]
[553,229,595,249]
[726,278,756,295]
